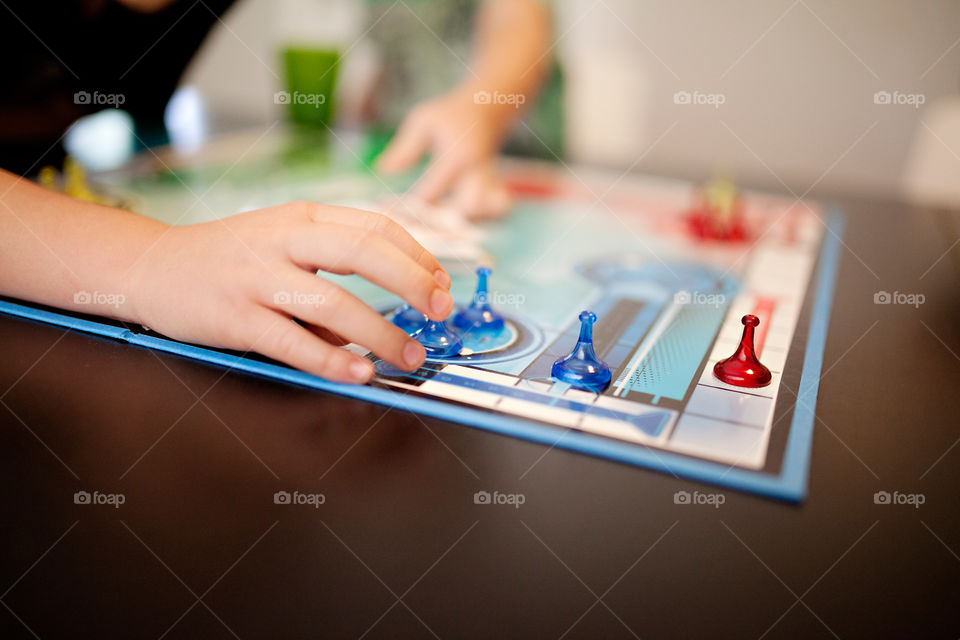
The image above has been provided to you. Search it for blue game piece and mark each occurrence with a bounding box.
[551,311,611,392]
[452,266,505,334]
[392,304,428,335]
[416,320,463,357]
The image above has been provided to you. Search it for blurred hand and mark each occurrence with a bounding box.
[378,90,514,219]
[127,201,453,383]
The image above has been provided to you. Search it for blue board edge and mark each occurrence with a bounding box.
[0,208,843,502]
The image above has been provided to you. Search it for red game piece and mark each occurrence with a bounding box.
[686,178,747,242]
[713,315,772,388]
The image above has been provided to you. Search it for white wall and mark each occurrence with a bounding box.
[558,0,960,199]
[183,0,279,126]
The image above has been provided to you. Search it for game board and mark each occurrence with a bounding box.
[0,131,841,501]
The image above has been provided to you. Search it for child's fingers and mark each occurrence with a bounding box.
[304,206,449,286]
[241,306,374,384]
[377,117,430,174]
[411,153,468,204]
[451,166,513,219]
[303,324,349,347]
[266,271,427,371]
[286,223,453,320]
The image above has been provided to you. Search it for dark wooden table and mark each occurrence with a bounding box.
[1,194,958,639]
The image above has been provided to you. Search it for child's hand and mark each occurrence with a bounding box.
[378,90,514,219]
[127,201,453,384]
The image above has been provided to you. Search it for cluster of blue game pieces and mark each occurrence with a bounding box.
[392,267,611,392]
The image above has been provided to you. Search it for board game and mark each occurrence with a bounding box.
[0,130,841,501]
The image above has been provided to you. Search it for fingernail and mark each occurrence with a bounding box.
[403,340,426,368]
[434,269,451,289]
[350,360,373,383]
[430,289,453,317]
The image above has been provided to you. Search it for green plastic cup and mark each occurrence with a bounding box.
[281,46,340,127]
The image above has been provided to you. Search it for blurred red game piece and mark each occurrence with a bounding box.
[686,177,746,242]
[713,315,772,388]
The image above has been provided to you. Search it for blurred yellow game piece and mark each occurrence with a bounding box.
[704,177,737,222]
[63,156,98,202]
[35,157,130,210]
[686,175,746,241]
[37,156,126,210]
[37,166,59,191]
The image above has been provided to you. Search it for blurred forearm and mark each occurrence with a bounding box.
[458,0,553,123]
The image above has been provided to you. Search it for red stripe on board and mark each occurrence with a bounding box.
[752,297,776,355]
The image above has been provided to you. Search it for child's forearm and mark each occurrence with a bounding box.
[459,0,553,125]
[0,168,167,322]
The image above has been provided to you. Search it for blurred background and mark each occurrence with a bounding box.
[32,0,960,205]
